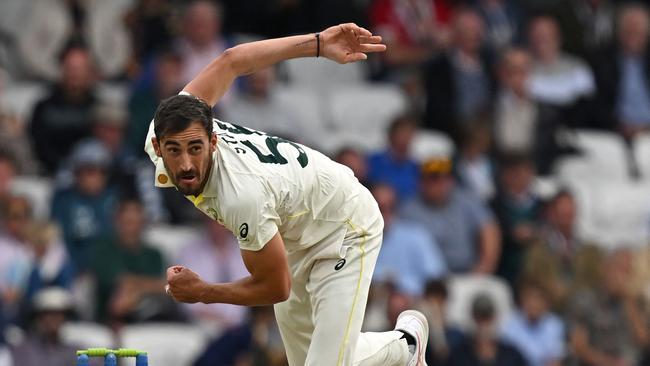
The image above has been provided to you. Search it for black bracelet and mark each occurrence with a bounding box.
[315,33,320,58]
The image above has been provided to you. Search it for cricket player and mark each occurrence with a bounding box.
[148,23,429,365]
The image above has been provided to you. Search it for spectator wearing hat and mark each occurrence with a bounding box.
[367,114,421,201]
[448,293,527,366]
[371,184,447,297]
[51,140,117,271]
[9,287,80,366]
[501,279,565,366]
[401,157,501,274]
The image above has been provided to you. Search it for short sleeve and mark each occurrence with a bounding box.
[220,186,280,251]
[462,191,494,228]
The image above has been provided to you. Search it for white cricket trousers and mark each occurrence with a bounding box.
[274,188,411,366]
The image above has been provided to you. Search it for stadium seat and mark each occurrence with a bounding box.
[0,82,47,122]
[327,84,408,153]
[409,129,455,162]
[634,133,650,180]
[283,57,366,91]
[143,225,202,265]
[554,129,630,182]
[120,323,209,366]
[10,176,53,220]
[565,179,650,249]
[61,322,115,349]
[274,86,333,151]
[445,274,513,331]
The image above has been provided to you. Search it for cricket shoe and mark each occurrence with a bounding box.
[395,310,429,366]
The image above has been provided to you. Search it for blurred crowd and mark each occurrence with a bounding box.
[0,0,650,365]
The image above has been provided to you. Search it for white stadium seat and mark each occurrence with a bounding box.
[10,176,53,220]
[120,323,209,366]
[327,84,408,153]
[283,57,366,91]
[554,129,629,182]
[0,82,47,122]
[61,322,115,350]
[274,86,332,151]
[445,274,513,331]
[143,225,202,265]
[409,129,455,162]
[634,133,650,180]
[565,179,650,249]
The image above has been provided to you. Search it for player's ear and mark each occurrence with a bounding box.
[209,132,218,152]
[152,137,162,157]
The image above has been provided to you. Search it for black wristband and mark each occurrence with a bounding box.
[315,33,320,58]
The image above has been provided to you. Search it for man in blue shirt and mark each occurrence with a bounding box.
[401,158,501,274]
[371,184,447,296]
[501,279,565,366]
[367,114,420,200]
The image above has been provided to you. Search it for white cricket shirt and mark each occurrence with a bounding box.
[145,117,363,252]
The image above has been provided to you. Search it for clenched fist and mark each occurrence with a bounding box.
[165,266,208,303]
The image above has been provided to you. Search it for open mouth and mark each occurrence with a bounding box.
[178,173,198,185]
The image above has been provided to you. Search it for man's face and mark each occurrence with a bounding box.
[500,50,531,97]
[529,18,561,62]
[153,122,217,196]
[372,185,397,227]
[116,202,146,247]
[619,8,650,56]
[75,166,107,196]
[421,174,454,205]
[61,49,95,94]
[520,287,548,321]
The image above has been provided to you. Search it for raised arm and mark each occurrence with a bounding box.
[183,23,386,106]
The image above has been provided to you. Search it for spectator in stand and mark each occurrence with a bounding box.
[128,51,184,157]
[0,152,16,208]
[474,0,523,52]
[29,46,98,174]
[501,279,565,366]
[17,0,132,81]
[21,222,75,308]
[494,48,563,174]
[125,0,174,63]
[424,8,495,141]
[421,279,465,366]
[491,154,543,285]
[454,119,496,202]
[527,16,595,109]
[335,147,369,187]
[91,199,172,323]
[568,249,650,366]
[176,219,249,329]
[401,157,501,274]
[51,140,117,271]
[10,287,80,366]
[371,184,446,297]
[175,1,231,86]
[221,66,305,142]
[369,0,453,77]
[367,114,420,200]
[193,306,287,366]
[0,196,34,321]
[591,3,650,137]
[522,190,602,309]
[448,293,527,366]
[0,70,39,175]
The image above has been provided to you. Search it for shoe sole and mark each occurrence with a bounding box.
[397,310,429,366]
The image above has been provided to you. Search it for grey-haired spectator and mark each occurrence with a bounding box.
[591,3,650,138]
